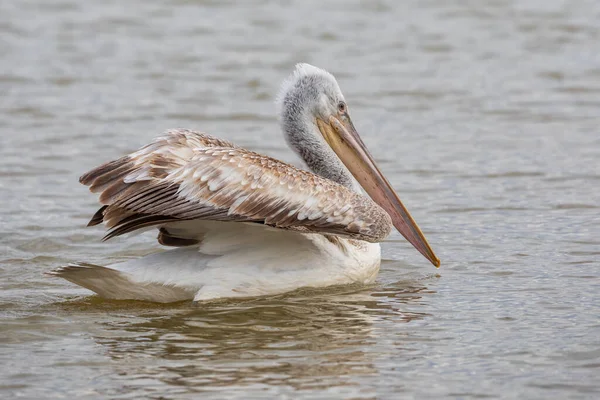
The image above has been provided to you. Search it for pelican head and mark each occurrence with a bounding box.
[277,63,440,267]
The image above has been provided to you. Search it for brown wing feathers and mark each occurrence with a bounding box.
[157,228,200,247]
[79,129,392,244]
[80,131,250,240]
[87,205,108,227]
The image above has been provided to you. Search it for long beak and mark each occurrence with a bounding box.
[317,115,440,267]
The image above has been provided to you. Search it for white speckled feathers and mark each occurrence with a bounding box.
[80,129,392,243]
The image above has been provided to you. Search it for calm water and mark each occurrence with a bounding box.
[1,0,599,398]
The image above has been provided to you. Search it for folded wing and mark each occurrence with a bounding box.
[80,129,391,243]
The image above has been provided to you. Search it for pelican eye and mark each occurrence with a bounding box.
[337,101,347,113]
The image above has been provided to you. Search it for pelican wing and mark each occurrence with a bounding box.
[80,129,391,243]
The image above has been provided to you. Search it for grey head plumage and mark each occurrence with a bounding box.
[276,63,360,192]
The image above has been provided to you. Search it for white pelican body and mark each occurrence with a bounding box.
[50,64,439,303]
[60,223,381,302]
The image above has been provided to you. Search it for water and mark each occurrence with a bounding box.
[1,0,599,398]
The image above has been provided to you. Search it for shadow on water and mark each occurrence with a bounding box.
[47,274,436,392]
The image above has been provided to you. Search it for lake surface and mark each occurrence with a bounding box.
[1,0,599,398]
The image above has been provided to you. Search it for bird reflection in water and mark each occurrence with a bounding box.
[55,270,436,394]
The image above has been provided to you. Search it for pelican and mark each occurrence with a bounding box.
[49,64,439,302]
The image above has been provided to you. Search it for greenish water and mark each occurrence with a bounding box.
[1,0,599,398]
